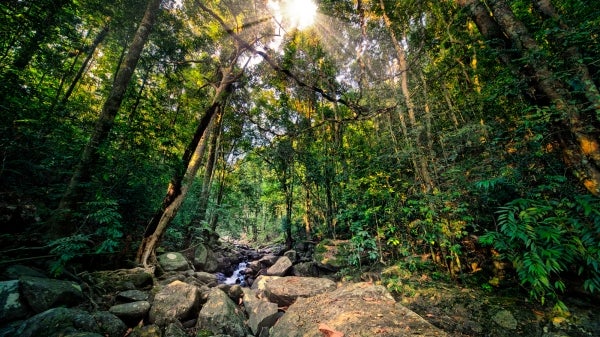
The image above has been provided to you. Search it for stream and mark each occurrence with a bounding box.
[222,261,248,286]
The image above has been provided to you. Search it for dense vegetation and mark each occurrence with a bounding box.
[1,0,599,309]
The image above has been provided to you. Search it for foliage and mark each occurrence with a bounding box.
[480,195,600,308]
[48,234,92,276]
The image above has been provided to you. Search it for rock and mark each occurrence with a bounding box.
[89,268,153,291]
[270,282,448,337]
[292,261,320,277]
[108,301,151,324]
[193,271,218,287]
[11,307,99,337]
[263,276,336,307]
[242,288,280,336]
[117,289,149,302]
[266,257,293,276]
[228,284,244,302]
[0,280,29,324]
[313,240,350,270]
[194,244,219,273]
[92,311,128,337]
[63,333,104,337]
[197,288,248,337]
[20,276,84,313]
[492,309,518,330]
[258,254,279,268]
[250,275,281,294]
[247,260,261,273]
[164,322,187,337]
[283,250,297,263]
[149,280,201,326]
[1,264,46,279]
[157,252,189,272]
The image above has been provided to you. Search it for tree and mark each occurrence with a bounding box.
[52,0,164,236]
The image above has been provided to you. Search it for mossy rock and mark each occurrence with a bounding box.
[313,240,350,270]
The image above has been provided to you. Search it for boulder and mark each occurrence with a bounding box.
[266,257,293,276]
[0,280,29,324]
[193,271,218,287]
[242,288,280,336]
[263,276,336,307]
[270,282,448,337]
[194,244,219,273]
[149,280,201,326]
[258,255,279,268]
[1,264,46,279]
[197,288,248,337]
[108,301,151,324]
[116,289,148,302]
[164,322,188,337]
[91,311,128,337]
[250,275,281,294]
[157,252,189,272]
[292,261,320,277]
[10,307,99,337]
[89,268,153,291]
[20,276,84,313]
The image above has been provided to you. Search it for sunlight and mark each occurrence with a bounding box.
[280,0,318,30]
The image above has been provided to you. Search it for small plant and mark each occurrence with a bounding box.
[480,195,600,309]
[48,234,92,276]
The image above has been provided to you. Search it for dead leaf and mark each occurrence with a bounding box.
[318,323,344,337]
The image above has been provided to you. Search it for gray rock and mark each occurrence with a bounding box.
[492,309,518,330]
[228,284,244,302]
[258,255,279,268]
[89,268,154,291]
[117,289,148,302]
[63,333,104,337]
[283,250,297,263]
[292,261,319,277]
[193,271,218,287]
[270,282,447,337]
[242,288,280,336]
[157,252,189,272]
[20,276,84,313]
[266,257,293,276]
[12,307,98,337]
[0,280,29,324]
[194,244,219,272]
[92,311,128,337]
[108,301,151,323]
[263,276,336,307]
[197,288,248,337]
[164,322,187,337]
[149,280,201,326]
[2,264,46,279]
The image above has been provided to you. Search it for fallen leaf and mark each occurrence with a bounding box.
[318,323,344,337]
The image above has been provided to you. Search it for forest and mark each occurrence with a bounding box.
[1,0,600,314]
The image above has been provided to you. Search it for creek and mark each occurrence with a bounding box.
[222,261,248,286]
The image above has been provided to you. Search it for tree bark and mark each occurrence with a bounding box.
[52,0,163,237]
[136,64,240,267]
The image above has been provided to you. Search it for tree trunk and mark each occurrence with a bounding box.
[185,109,223,246]
[136,65,239,267]
[52,0,163,237]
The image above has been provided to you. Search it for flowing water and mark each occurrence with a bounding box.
[223,261,248,286]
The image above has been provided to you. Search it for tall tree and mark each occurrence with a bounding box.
[53,0,164,237]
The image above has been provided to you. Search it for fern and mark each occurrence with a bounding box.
[480,195,600,308]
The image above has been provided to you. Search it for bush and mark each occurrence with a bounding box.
[480,195,600,309]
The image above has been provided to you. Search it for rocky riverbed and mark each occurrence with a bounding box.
[1,241,599,337]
